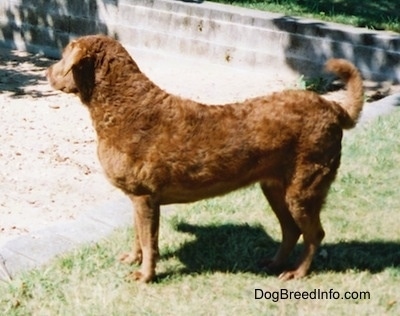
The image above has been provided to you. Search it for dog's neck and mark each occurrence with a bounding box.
[84,59,169,146]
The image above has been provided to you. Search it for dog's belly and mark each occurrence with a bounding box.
[159,181,253,204]
[158,163,277,204]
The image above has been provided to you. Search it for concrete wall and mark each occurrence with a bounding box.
[1,0,399,81]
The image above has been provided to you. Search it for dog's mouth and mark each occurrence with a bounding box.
[46,66,79,94]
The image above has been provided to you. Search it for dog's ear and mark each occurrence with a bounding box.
[62,41,87,76]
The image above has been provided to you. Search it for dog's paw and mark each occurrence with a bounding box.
[259,258,283,275]
[118,252,142,265]
[278,269,307,281]
[126,270,154,283]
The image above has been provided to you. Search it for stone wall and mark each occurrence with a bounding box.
[0,0,399,81]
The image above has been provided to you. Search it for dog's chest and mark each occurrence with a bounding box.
[96,140,137,191]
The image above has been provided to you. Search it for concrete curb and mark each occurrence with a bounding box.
[358,93,400,124]
[0,198,132,281]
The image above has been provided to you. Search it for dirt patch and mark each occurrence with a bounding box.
[0,48,122,245]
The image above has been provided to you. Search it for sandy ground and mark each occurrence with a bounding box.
[0,48,123,246]
[0,47,397,247]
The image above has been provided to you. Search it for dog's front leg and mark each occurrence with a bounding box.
[118,206,144,265]
[126,194,160,283]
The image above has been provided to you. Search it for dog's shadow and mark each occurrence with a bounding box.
[159,222,400,280]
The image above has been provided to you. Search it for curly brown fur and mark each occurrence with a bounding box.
[47,35,364,282]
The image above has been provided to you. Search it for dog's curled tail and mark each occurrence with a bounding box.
[325,58,364,129]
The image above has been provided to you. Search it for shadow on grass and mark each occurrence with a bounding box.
[162,223,278,276]
[315,241,400,273]
[159,222,400,280]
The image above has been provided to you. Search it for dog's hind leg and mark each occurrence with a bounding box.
[278,162,337,280]
[260,179,301,273]
[123,195,160,283]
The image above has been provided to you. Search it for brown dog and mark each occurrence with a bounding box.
[47,35,363,283]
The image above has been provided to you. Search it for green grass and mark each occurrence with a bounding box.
[212,0,400,32]
[1,109,400,315]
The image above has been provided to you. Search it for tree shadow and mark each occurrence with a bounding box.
[219,1,400,82]
[1,0,118,56]
[0,48,56,98]
[0,0,119,97]
[159,222,400,280]
[220,0,400,31]
[273,15,400,81]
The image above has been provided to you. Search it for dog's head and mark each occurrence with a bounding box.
[47,37,95,103]
[48,35,146,106]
